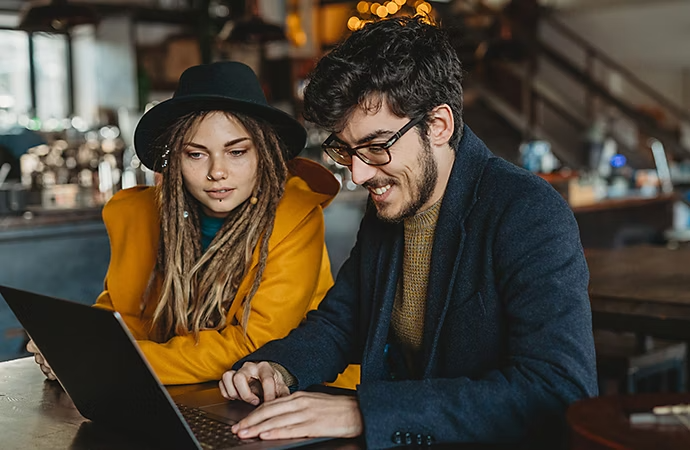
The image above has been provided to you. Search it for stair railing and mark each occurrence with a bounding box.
[542,15,690,126]
[458,0,690,162]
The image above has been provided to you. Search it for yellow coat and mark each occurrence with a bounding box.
[94,158,359,387]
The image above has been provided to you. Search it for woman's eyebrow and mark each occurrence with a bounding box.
[183,137,250,149]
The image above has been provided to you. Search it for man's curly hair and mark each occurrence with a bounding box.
[303,16,464,149]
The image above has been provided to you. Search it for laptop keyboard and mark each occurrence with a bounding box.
[177,403,256,449]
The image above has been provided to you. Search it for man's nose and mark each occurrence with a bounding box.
[350,156,376,186]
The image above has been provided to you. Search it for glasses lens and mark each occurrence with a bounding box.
[324,146,352,166]
[358,146,390,165]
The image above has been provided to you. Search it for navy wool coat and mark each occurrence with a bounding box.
[237,126,598,448]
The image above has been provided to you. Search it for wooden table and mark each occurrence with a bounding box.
[0,357,508,449]
[567,393,690,449]
[0,357,361,450]
[586,245,690,340]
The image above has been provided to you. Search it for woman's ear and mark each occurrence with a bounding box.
[427,104,454,147]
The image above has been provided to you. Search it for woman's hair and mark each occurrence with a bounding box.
[146,110,288,342]
[303,16,464,149]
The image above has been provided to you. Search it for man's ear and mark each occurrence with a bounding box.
[427,104,454,147]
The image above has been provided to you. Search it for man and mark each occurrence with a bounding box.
[219,17,597,448]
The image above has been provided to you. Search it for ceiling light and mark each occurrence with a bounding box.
[18,0,99,33]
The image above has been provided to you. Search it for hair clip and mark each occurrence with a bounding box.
[160,145,171,168]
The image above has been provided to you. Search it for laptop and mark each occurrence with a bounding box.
[0,284,332,450]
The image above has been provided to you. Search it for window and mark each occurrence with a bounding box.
[0,30,31,116]
[32,32,70,121]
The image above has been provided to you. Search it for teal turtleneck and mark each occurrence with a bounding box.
[200,213,226,251]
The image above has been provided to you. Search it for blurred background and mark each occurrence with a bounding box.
[0,0,689,396]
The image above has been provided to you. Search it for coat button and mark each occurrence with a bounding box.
[391,431,402,444]
[416,434,423,445]
[426,435,434,446]
[404,432,412,445]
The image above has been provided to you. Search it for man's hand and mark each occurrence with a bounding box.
[26,339,57,381]
[231,391,363,441]
[219,362,290,405]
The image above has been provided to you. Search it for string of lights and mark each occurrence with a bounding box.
[347,0,434,31]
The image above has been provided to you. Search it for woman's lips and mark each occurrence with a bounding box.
[206,188,234,200]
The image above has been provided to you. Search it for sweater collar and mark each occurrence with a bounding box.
[404,197,442,233]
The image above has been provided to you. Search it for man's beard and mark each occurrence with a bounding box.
[377,138,438,223]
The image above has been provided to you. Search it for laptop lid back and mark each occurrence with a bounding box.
[0,285,201,449]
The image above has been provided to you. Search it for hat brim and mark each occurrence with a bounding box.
[134,95,306,171]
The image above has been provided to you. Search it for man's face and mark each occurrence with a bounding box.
[337,103,439,223]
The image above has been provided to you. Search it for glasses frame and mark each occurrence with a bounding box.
[321,115,425,167]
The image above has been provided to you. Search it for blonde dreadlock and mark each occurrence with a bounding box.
[145,110,288,342]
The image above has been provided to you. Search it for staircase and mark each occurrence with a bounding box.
[455,0,690,171]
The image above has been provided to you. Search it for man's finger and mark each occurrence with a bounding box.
[219,371,239,400]
[257,364,277,402]
[26,340,37,353]
[238,411,308,440]
[259,423,314,441]
[233,394,305,432]
[218,380,228,399]
[233,393,363,440]
[277,382,290,398]
[248,378,265,398]
[233,373,261,405]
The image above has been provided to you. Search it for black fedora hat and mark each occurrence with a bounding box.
[134,61,306,171]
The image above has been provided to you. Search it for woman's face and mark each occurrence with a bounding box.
[180,112,258,218]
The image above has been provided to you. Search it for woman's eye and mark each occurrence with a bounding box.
[229,149,247,157]
[187,152,204,159]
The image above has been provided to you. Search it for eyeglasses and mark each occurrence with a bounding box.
[321,116,425,167]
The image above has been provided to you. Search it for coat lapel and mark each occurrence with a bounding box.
[421,126,493,377]
[361,219,404,382]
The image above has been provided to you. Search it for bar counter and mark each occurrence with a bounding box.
[573,194,676,248]
[0,206,103,232]
[0,206,110,361]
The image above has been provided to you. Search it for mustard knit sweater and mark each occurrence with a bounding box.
[391,198,442,359]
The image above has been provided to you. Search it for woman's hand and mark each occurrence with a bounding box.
[26,339,57,381]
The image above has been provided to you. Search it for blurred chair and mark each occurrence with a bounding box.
[612,224,666,248]
[595,330,687,395]
[627,343,686,394]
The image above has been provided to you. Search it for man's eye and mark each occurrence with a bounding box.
[365,146,387,154]
[229,149,247,157]
[188,152,204,159]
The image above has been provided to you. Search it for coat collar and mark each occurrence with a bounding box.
[362,125,495,380]
[420,125,493,375]
[440,125,494,219]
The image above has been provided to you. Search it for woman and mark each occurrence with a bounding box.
[28,61,359,387]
